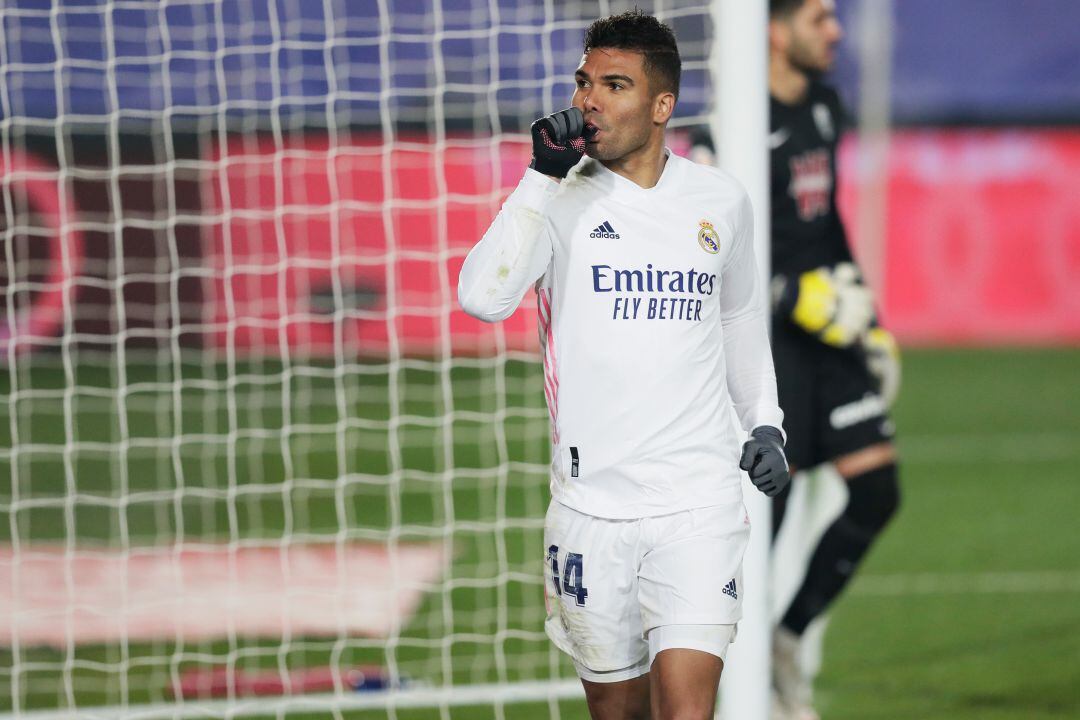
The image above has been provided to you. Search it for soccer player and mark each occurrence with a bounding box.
[767,1,902,717]
[458,10,790,719]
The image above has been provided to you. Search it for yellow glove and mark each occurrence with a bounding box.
[863,326,901,407]
[786,263,874,348]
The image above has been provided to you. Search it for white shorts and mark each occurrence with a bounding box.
[543,499,750,681]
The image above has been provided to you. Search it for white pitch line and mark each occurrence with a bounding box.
[852,570,1080,596]
[898,431,1078,463]
[0,679,586,720]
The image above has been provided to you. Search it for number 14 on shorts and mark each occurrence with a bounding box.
[548,545,589,606]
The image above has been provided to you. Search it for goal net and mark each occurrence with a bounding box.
[1,1,720,717]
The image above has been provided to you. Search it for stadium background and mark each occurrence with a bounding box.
[2,0,1078,718]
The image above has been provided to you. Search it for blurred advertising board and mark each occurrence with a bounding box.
[840,130,1080,345]
[4,129,1079,357]
[201,135,539,357]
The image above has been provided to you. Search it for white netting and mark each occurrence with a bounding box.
[1,1,714,716]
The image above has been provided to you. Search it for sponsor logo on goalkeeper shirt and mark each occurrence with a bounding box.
[590,220,620,239]
[768,126,792,149]
[829,392,887,430]
[790,148,832,221]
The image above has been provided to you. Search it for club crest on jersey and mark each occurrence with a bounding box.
[813,103,835,141]
[697,220,720,254]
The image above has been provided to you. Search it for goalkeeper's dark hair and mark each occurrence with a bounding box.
[584,9,681,100]
[770,0,808,18]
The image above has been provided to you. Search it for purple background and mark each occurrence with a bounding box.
[2,0,1078,125]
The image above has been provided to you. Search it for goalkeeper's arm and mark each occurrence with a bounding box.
[772,262,874,348]
[773,262,902,405]
[862,325,901,407]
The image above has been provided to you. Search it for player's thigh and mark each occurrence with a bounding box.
[580,674,651,720]
[543,501,648,677]
[815,348,896,464]
[833,440,897,478]
[637,502,749,633]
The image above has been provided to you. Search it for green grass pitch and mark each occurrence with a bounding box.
[1,347,1077,718]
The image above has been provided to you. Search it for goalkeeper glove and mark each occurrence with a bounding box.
[862,326,901,407]
[739,426,791,498]
[529,107,588,179]
[775,262,874,348]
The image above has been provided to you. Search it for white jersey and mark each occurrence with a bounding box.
[459,151,784,519]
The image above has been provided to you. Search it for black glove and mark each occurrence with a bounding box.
[529,107,587,179]
[739,426,791,497]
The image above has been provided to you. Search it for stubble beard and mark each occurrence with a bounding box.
[789,42,833,78]
[585,122,651,163]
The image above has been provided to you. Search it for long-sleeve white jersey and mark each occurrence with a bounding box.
[459,151,784,519]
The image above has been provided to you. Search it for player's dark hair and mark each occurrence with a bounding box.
[770,0,808,19]
[583,9,681,99]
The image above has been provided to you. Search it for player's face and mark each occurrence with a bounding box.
[783,0,843,75]
[571,48,659,162]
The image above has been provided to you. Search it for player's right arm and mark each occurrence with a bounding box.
[458,108,586,322]
[457,170,557,322]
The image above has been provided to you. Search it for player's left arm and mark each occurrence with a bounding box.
[720,192,790,497]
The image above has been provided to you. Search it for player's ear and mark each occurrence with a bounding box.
[768,18,789,54]
[652,91,675,125]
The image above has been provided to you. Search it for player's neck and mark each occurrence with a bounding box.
[600,133,668,189]
[770,58,810,105]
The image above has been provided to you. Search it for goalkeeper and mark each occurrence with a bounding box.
[767,1,901,718]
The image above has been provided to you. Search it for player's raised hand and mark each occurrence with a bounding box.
[739,426,791,497]
[529,107,588,179]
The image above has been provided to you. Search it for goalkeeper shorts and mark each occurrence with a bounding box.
[772,324,896,469]
[542,498,748,681]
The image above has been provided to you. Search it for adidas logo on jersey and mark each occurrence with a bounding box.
[590,221,620,239]
[722,578,738,600]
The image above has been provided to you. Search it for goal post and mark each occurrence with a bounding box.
[711,1,772,718]
[0,2,771,718]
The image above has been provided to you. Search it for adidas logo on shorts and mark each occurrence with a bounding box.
[722,578,738,600]
[589,220,620,239]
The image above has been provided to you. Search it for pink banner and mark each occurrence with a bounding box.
[203,129,1080,354]
[2,542,445,646]
[203,134,539,357]
[0,150,84,355]
[839,130,1080,345]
